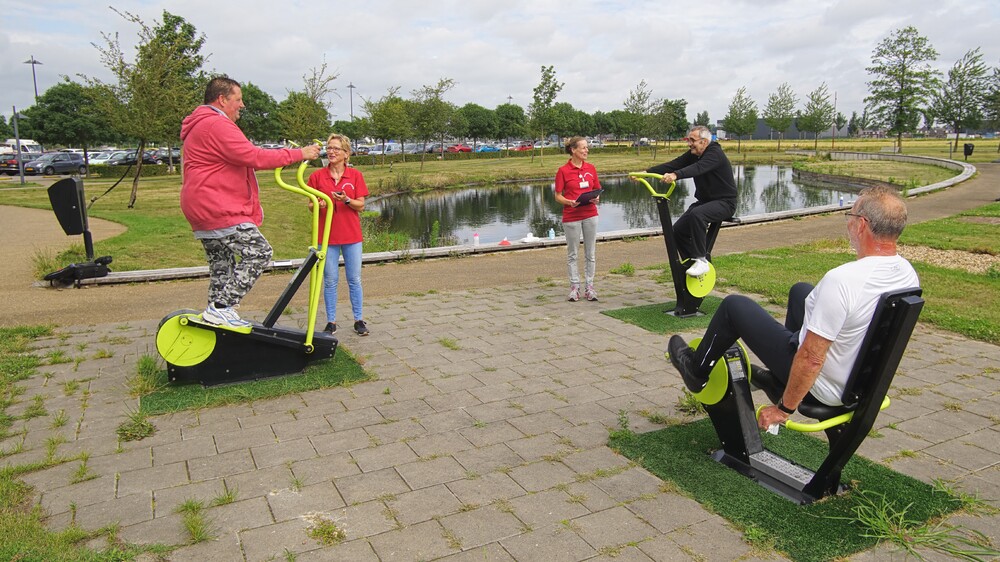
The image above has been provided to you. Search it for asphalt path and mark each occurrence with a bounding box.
[1,164,997,327]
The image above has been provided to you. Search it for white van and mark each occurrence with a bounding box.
[1,138,43,155]
[368,142,402,156]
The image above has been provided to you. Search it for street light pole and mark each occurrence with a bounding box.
[12,105,26,185]
[23,55,42,102]
[347,83,356,120]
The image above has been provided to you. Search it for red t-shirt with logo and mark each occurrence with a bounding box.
[306,166,369,245]
[554,159,600,223]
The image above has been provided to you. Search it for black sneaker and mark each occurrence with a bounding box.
[323,322,337,334]
[668,335,706,393]
[354,320,369,336]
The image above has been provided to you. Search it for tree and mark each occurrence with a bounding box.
[527,65,563,160]
[932,48,991,150]
[238,82,280,143]
[303,57,339,109]
[331,119,365,144]
[360,88,410,161]
[763,82,797,150]
[723,86,758,152]
[649,98,688,156]
[22,80,116,169]
[446,104,468,141]
[0,115,12,139]
[694,111,711,127]
[865,26,940,152]
[86,9,205,206]
[847,111,860,137]
[623,80,654,153]
[458,103,496,149]
[494,103,526,151]
[591,110,614,138]
[411,78,455,166]
[277,91,330,144]
[985,66,1000,152]
[798,83,835,150]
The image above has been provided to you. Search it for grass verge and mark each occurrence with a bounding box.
[601,296,726,334]
[609,419,971,562]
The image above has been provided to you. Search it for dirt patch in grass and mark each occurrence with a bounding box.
[899,244,1000,274]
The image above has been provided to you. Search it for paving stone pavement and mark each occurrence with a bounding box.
[6,269,1000,561]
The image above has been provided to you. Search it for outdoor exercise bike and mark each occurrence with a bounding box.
[628,172,728,317]
[672,287,923,504]
[155,158,337,386]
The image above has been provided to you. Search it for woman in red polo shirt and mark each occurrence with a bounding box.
[554,136,601,302]
[307,133,370,336]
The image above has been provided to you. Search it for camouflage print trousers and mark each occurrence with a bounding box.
[201,225,273,308]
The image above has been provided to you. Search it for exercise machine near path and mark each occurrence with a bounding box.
[672,287,924,504]
[628,172,729,317]
[43,177,113,287]
[155,160,337,386]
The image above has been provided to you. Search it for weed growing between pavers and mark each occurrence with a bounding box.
[136,346,369,416]
[0,326,171,561]
[609,419,971,562]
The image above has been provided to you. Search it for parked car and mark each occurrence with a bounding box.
[475,144,501,153]
[402,143,423,154]
[588,139,605,149]
[511,142,534,151]
[368,143,402,156]
[107,150,161,166]
[353,144,371,155]
[156,147,182,162]
[1,152,41,175]
[23,152,87,175]
[87,151,113,165]
[425,143,446,154]
[447,143,473,153]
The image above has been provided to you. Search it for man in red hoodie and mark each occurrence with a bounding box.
[180,76,321,328]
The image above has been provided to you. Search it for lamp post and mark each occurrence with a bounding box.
[12,105,27,185]
[347,82,356,120]
[23,55,42,102]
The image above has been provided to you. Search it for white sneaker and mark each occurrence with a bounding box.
[686,258,710,278]
[202,303,252,328]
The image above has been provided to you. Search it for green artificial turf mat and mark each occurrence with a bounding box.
[610,419,962,561]
[601,296,725,334]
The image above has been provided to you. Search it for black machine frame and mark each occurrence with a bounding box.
[700,288,924,504]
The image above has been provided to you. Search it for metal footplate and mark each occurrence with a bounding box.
[749,451,815,488]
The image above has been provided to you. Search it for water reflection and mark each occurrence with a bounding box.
[368,166,856,247]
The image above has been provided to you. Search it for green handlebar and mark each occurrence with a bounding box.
[627,172,676,199]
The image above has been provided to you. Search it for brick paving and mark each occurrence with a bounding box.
[6,268,1000,561]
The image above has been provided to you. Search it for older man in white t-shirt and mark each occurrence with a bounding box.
[668,185,919,429]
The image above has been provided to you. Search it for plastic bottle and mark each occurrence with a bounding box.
[473,233,480,246]
[548,228,555,239]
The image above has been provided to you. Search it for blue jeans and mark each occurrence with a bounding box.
[323,242,363,322]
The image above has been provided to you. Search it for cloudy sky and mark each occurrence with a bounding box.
[2,0,998,128]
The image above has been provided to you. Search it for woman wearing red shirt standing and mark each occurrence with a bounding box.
[554,136,601,302]
[307,134,370,336]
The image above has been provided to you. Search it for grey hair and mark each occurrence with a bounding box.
[689,125,712,140]
[855,185,907,239]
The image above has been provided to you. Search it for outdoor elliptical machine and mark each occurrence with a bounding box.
[155,159,337,386]
[628,172,726,317]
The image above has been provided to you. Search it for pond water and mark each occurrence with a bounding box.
[367,166,857,248]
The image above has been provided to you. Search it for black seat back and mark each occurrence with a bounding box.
[840,287,923,410]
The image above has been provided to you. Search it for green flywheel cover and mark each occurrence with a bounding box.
[156,313,217,367]
[685,262,716,298]
[677,337,749,406]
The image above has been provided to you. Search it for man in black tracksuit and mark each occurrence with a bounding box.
[646,125,737,277]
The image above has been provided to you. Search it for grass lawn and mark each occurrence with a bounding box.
[0,146,963,275]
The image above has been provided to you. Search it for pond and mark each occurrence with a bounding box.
[367,166,857,248]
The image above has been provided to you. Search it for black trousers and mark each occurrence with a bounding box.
[692,282,814,389]
[674,199,736,260]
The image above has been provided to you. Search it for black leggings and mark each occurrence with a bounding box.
[693,282,814,385]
